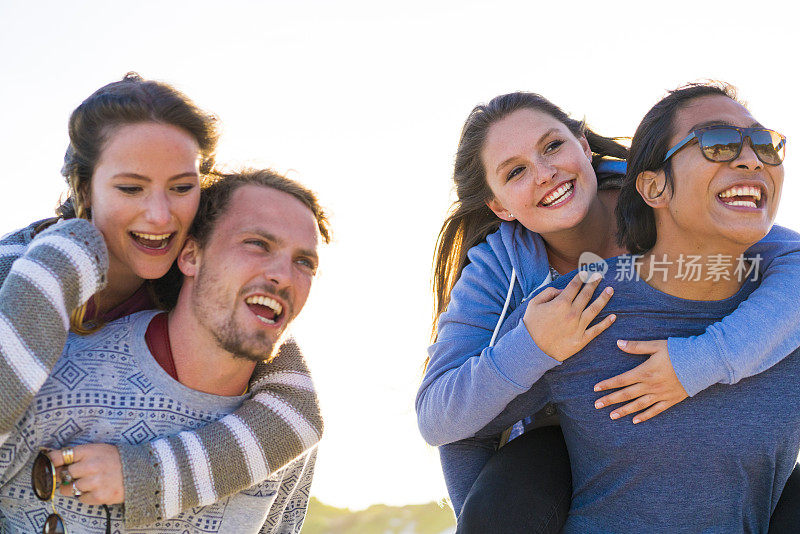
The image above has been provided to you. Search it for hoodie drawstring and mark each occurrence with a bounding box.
[489,267,555,347]
[489,268,516,348]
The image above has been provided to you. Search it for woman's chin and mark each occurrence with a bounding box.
[534,203,592,234]
[131,259,178,280]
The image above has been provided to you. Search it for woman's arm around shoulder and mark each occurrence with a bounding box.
[117,337,323,527]
[416,223,557,446]
[0,218,107,441]
[668,224,800,395]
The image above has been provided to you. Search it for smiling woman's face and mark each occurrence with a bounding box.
[482,108,597,237]
[657,95,784,249]
[88,121,201,284]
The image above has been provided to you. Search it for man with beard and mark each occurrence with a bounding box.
[0,169,329,533]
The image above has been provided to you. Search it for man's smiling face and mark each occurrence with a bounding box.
[184,184,320,361]
[657,95,784,250]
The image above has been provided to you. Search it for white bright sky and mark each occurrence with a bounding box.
[1,0,798,511]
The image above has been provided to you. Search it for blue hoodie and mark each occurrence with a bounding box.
[417,220,800,512]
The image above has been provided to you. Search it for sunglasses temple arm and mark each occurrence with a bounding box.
[663,132,696,162]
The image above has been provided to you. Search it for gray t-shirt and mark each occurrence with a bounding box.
[474,258,800,533]
[0,310,314,533]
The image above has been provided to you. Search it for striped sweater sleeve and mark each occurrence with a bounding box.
[118,339,324,527]
[0,218,108,443]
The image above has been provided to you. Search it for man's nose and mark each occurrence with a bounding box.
[732,137,764,171]
[264,256,292,288]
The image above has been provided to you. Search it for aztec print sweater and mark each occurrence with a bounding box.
[0,310,317,533]
[0,218,324,526]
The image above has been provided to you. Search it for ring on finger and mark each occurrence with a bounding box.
[61,447,74,465]
[72,481,82,497]
[61,470,74,485]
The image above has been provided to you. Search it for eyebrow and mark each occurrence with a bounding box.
[686,119,763,134]
[494,127,560,175]
[110,172,199,181]
[243,229,319,263]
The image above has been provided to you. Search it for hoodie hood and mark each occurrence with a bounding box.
[483,221,552,346]
[494,220,553,301]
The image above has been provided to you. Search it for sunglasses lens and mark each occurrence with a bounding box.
[751,129,785,166]
[32,452,55,501]
[700,128,741,161]
[43,513,66,534]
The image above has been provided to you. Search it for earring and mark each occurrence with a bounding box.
[508,212,514,219]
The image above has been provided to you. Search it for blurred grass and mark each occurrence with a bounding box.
[302,497,456,534]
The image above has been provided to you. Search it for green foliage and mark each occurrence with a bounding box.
[302,497,456,534]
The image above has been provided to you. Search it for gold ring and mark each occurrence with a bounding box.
[61,447,74,465]
[72,481,82,497]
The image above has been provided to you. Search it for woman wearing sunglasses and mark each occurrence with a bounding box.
[0,74,322,530]
[417,83,800,532]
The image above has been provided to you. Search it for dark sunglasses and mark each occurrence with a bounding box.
[663,125,786,166]
[32,451,66,534]
[32,451,111,534]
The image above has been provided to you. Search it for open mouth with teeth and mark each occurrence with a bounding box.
[245,295,284,325]
[539,180,575,208]
[130,231,176,250]
[717,185,764,209]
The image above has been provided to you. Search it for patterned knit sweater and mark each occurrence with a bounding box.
[0,219,324,526]
[0,310,316,533]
